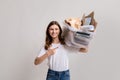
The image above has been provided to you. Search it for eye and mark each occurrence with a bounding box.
[55,28,59,30]
[49,27,54,31]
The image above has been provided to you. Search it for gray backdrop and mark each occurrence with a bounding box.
[0,0,120,80]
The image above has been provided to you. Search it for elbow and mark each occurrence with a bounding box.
[34,61,38,65]
[34,58,39,65]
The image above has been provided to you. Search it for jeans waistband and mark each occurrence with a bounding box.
[48,68,69,73]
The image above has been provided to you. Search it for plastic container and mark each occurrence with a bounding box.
[64,25,94,48]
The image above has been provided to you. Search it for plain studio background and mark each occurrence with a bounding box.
[0,0,120,80]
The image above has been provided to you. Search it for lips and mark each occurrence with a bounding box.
[51,33,58,37]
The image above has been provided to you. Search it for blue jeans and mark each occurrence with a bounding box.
[46,69,70,80]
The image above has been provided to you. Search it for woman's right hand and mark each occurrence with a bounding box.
[47,47,58,56]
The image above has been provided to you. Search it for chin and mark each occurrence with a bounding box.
[52,36,57,39]
[51,36,58,39]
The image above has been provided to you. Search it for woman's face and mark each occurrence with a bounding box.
[49,24,60,39]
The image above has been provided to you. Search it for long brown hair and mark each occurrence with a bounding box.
[44,21,65,50]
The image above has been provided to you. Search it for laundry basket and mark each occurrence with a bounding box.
[64,24,94,49]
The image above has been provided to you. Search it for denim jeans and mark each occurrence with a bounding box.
[46,69,70,80]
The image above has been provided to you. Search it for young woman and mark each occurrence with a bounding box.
[34,21,70,80]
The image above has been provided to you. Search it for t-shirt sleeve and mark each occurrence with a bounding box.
[37,47,47,57]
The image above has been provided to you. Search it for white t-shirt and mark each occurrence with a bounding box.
[38,43,69,71]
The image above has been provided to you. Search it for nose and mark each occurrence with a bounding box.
[52,29,56,33]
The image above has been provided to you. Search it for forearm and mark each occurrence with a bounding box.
[34,52,49,65]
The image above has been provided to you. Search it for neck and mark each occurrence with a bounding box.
[52,37,60,44]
